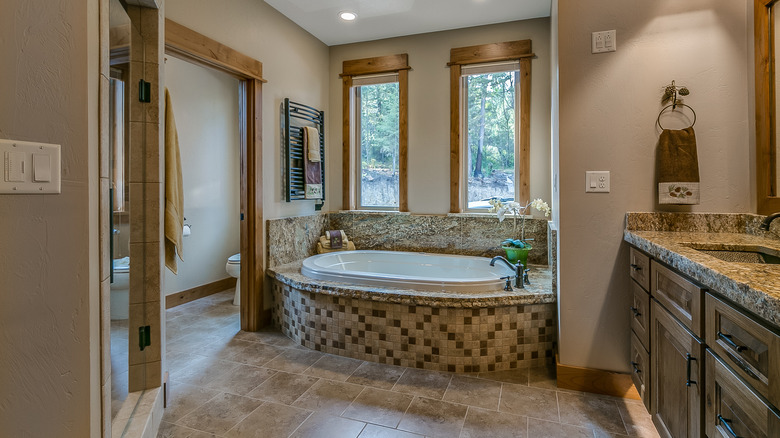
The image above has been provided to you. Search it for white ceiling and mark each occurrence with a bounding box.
[264,0,552,46]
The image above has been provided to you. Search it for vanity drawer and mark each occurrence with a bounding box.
[630,280,650,349]
[705,350,780,438]
[630,331,651,412]
[651,260,705,338]
[706,293,780,409]
[629,247,650,291]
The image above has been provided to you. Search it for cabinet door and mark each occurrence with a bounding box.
[651,300,703,438]
[651,261,705,338]
[705,350,780,438]
[630,247,650,291]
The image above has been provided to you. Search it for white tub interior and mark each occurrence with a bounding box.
[301,250,515,292]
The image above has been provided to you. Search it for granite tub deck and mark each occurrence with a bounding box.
[624,213,780,327]
[268,262,556,373]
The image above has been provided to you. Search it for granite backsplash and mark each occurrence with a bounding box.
[266,211,553,268]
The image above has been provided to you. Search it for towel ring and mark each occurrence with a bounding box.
[657,103,696,130]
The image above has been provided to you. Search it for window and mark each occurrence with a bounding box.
[341,54,409,211]
[449,41,533,213]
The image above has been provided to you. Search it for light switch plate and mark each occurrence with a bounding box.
[0,139,61,194]
[592,30,616,53]
[586,171,610,193]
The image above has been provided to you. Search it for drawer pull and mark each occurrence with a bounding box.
[630,306,641,317]
[717,415,742,438]
[631,361,641,374]
[685,353,697,387]
[630,263,642,271]
[718,331,747,352]
[725,350,760,381]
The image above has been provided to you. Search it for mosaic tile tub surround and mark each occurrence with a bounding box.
[266,211,552,268]
[271,279,556,372]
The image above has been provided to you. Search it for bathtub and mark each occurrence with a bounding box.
[110,257,130,320]
[301,250,515,292]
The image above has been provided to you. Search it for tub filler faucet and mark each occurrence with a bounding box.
[759,212,780,231]
[490,256,530,290]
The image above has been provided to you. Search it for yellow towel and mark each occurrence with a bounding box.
[164,88,184,274]
[316,241,356,254]
[304,126,321,162]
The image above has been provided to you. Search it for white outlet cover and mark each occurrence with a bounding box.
[592,30,616,54]
[0,139,61,194]
[585,171,610,193]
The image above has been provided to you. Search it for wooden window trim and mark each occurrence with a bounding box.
[449,40,534,213]
[341,54,409,211]
[755,0,780,214]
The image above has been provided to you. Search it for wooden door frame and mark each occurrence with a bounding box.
[164,19,266,330]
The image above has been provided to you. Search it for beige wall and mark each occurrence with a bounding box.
[163,56,241,295]
[165,0,330,220]
[556,1,752,371]
[328,19,552,214]
[0,0,101,435]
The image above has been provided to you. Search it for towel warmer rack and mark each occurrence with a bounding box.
[281,98,325,205]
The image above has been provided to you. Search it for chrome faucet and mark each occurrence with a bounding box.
[490,256,529,289]
[759,212,780,231]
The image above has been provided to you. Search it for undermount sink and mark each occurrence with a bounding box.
[682,243,780,265]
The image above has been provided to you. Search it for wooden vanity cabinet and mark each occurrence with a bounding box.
[651,261,704,338]
[631,281,651,348]
[705,350,780,438]
[629,248,652,410]
[651,300,704,438]
[630,247,650,291]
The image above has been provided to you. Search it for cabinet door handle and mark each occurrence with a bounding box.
[630,263,642,271]
[630,306,641,317]
[685,353,697,386]
[631,361,641,374]
[717,415,742,438]
[718,331,748,352]
[725,350,760,381]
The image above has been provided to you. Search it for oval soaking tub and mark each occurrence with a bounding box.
[301,250,515,292]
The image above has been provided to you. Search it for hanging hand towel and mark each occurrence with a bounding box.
[657,126,700,205]
[303,125,322,199]
[164,88,185,273]
[304,126,321,162]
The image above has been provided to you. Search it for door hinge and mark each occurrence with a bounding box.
[139,79,151,103]
[139,325,151,351]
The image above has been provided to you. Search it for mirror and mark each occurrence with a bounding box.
[756,0,780,214]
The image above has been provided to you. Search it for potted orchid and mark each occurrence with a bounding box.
[488,198,551,265]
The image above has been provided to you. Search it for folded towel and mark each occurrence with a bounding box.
[304,126,321,162]
[657,127,700,205]
[316,241,356,254]
[304,126,322,199]
[164,88,185,274]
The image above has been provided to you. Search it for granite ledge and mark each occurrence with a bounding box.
[624,229,780,328]
[267,261,555,308]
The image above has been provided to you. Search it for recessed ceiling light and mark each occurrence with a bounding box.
[339,11,357,21]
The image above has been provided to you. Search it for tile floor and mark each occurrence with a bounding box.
[159,290,660,438]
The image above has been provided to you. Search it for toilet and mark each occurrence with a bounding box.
[225,253,240,306]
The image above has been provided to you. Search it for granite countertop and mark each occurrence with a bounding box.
[624,229,780,327]
[267,261,555,308]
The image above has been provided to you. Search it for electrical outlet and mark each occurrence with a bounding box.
[585,171,610,193]
[592,30,616,54]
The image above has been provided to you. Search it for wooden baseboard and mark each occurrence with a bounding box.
[165,277,236,309]
[556,355,641,400]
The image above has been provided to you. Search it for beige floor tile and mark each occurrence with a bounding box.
[246,371,319,405]
[203,363,276,396]
[176,392,263,435]
[528,366,557,390]
[264,347,325,373]
[304,354,364,381]
[617,401,659,438]
[397,396,468,438]
[499,383,559,422]
[358,424,424,438]
[342,388,415,428]
[526,418,593,437]
[477,368,530,385]
[201,338,284,367]
[290,412,367,438]
[292,379,365,415]
[233,329,299,347]
[347,361,406,390]
[157,421,218,438]
[224,402,312,438]
[392,368,453,399]
[460,406,527,438]
[557,392,627,435]
[161,382,221,424]
[174,358,240,388]
[442,375,502,410]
